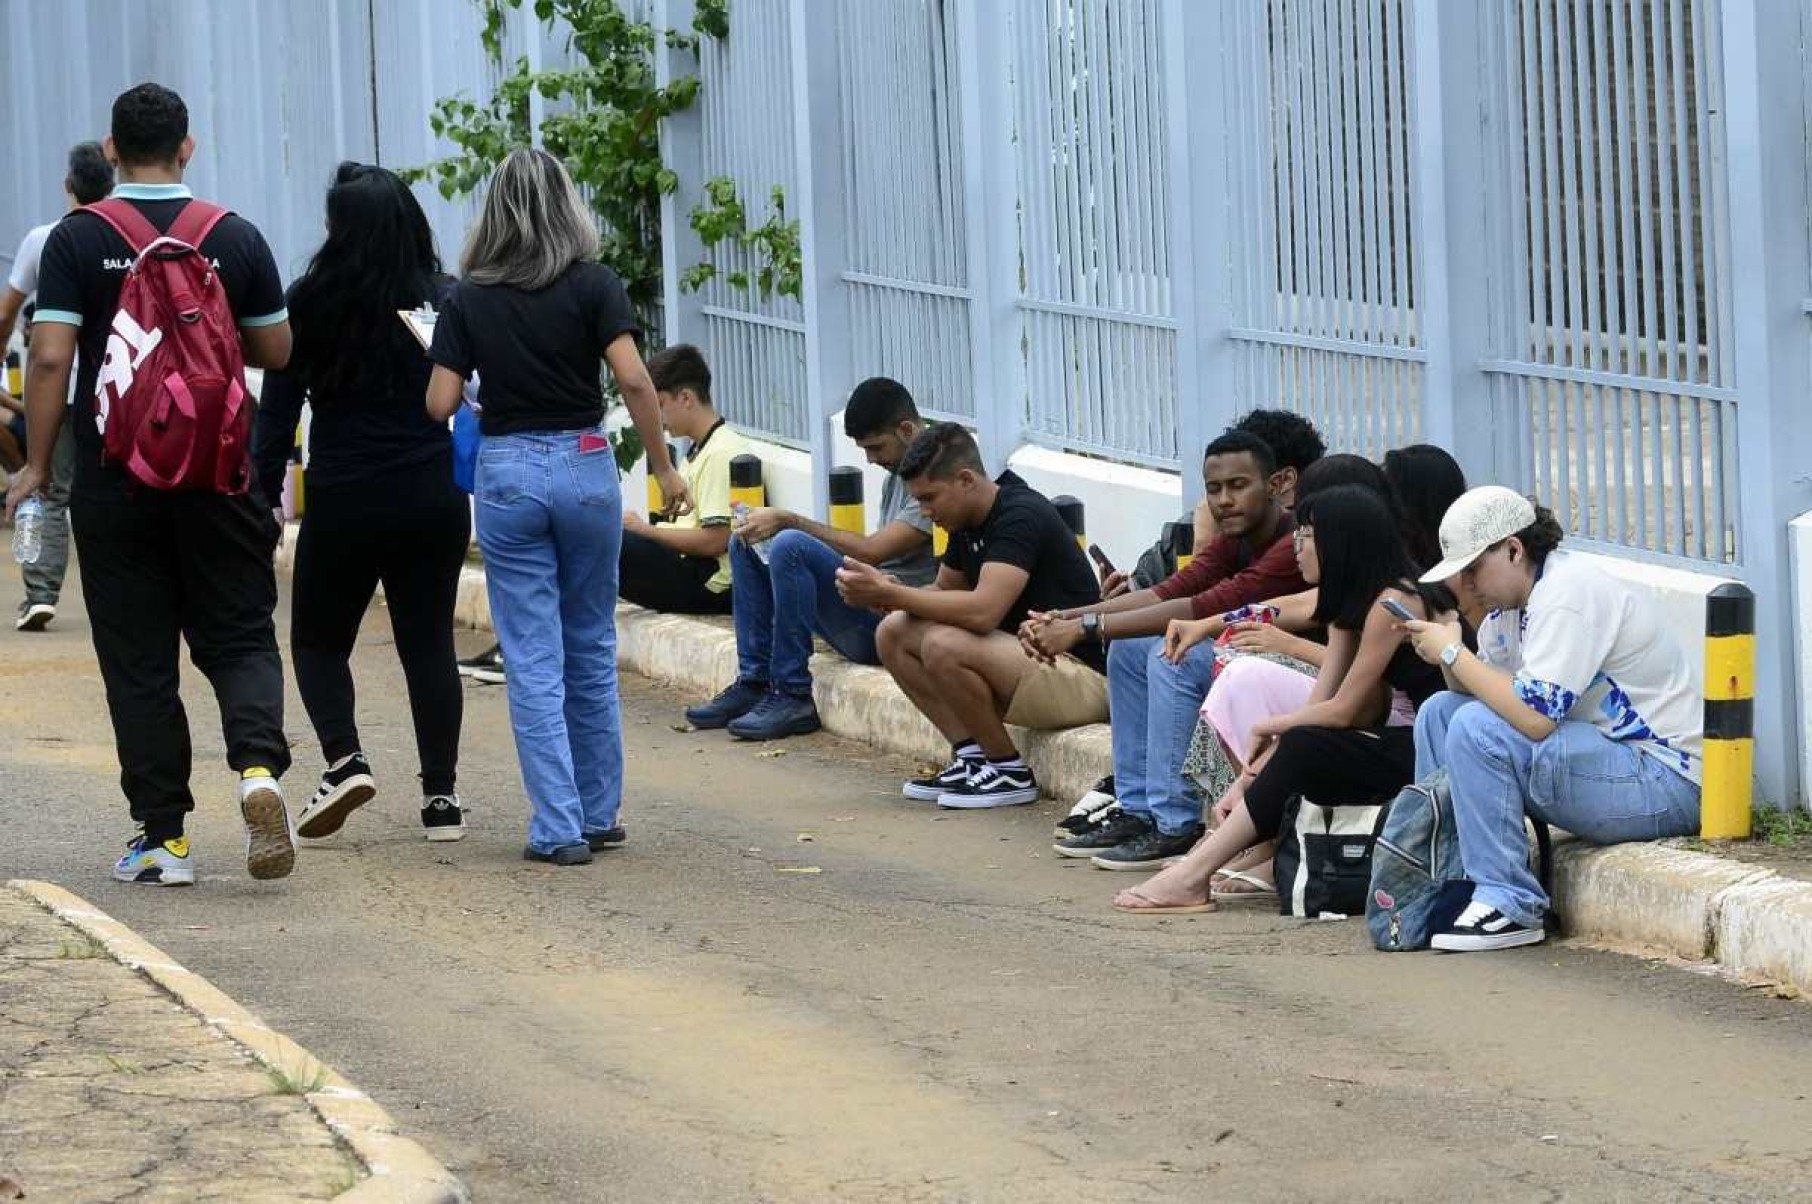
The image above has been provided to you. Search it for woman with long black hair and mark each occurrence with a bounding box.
[252,162,471,843]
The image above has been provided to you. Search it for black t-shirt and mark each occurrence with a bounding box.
[943,470,1107,671]
[427,261,640,436]
[34,185,287,499]
[250,276,452,494]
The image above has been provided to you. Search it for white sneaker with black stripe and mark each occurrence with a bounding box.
[1431,901,1546,952]
[938,761,1040,809]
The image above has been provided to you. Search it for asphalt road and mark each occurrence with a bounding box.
[4,567,1811,1202]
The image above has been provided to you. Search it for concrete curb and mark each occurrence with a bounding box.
[358,546,1812,995]
[448,560,1113,805]
[7,880,467,1204]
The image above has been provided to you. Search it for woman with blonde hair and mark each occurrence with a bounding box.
[427,147,690,866]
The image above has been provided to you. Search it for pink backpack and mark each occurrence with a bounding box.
[84,198,253,494]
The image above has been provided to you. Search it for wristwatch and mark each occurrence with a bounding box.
[1440,642,1463,668]
[1080,612,1103,642]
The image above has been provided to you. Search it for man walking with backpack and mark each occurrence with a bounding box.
[4,83,296,885]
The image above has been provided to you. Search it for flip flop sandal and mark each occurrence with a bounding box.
[1210,868,1278,905]
[1111,887,1216,915]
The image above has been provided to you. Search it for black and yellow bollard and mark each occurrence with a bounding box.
[1052,495,1086,550]
[647,441,678,522]
[1164,520,1194,571]
[730,454,765,511]
[829,466,865,535]
[4,350,20,397]
[1701,582,1756,840]
[285,423,305,520]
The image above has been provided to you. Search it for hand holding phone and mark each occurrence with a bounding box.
[1378,597,1415,622]
[1087,543,1115,575]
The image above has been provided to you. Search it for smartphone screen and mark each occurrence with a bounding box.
[1378,597,1415,621]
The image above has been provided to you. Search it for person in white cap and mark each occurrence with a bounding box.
[1401,486,1702,951]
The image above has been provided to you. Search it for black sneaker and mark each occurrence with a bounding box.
[296,753,377,839]
[585,826,626,852]
[727,691,822,741]
[685,679,768,730]
[524,842,592,866]
[903,756,979,801]
[1431,902,1546,952]
[939,761,1040,809]
[421,795,466,842]
[1053,808,1151,858]
[1054,775,1118,837]
[458,644,505,685]
[1089,822,1205,871]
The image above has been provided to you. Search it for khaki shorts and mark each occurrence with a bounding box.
[1005,652,1110,730]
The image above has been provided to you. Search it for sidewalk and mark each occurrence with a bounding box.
[0,881,464,1204]
[404,544,1812,998]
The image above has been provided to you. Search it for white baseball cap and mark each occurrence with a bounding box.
[1419,486,1538,583]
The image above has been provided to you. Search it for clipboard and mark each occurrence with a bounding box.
[398,306,437,350]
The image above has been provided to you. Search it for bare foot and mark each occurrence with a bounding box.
[1112,858,1216,910]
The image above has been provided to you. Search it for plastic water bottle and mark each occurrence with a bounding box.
[12,496,44,565]
[732,501,772,564]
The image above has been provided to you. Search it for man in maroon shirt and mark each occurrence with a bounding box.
[1023,429,1306,869]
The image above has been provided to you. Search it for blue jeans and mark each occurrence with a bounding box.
[475,433,625,854]
[1107,635,1217,835]
[730,529,881,695]
[1415,691,1701,925]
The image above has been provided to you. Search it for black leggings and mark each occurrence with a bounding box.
[618,527,733,614]
[1242,725,1416,838]
[290,458,470,795]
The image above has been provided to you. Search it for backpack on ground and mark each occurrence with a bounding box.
[1274,794,1392,918]
[85,198,253,495]
[1366,770,1555,951]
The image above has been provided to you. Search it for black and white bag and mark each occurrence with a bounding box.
[1274,795,1391,918]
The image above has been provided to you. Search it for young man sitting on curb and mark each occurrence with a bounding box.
[619,343,748,614]
[1024,430,1306,868]
[685,377,937,740]
[1402,486,1702,951]
[837,424,1106,809]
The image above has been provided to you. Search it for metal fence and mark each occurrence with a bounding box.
[1477,0,1738,565]
[836,0,975,423]
[1221,0,1425,460]
[654,0,1812,803]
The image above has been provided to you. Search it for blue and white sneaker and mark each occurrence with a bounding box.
[113,835,196,887]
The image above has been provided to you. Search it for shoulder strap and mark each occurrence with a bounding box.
[167,201,230,251]
[84,198,162,257]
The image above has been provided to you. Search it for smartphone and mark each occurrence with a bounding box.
[1087,543,1116,575]
[1378,597,1415,622]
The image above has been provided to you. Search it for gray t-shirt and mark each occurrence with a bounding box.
[877,470,937,586]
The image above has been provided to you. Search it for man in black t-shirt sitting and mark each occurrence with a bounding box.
[836,424,1107,809]
[4,84,297,887]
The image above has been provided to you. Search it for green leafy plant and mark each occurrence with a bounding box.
[1751,804,1812,847]
[680,177,804,303]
